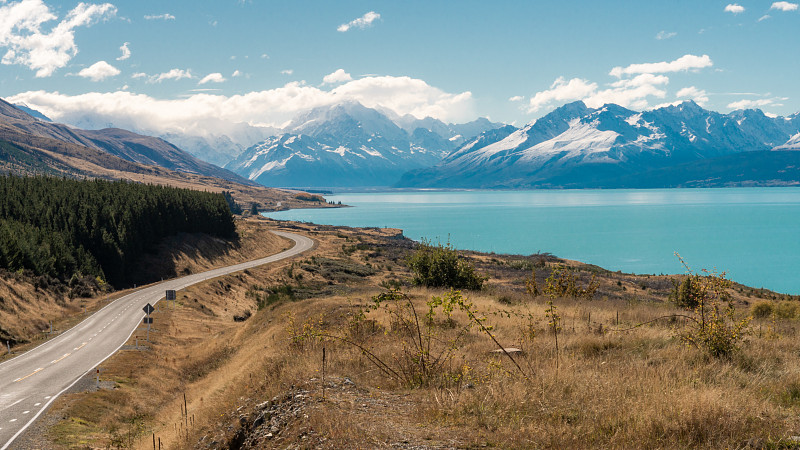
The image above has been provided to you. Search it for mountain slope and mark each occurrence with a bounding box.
[226,102,501,187]
[398,101,800,188]
[0,98,250,184]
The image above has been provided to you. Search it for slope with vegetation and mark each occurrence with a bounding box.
[14,217,800,449]
[0,176,235,288]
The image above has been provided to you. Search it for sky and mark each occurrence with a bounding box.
[0,0,798,138]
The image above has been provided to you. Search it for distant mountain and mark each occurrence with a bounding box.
[226,101,502,187]
[775,132,800,150]
[12,103,51,122]
[0,98,250,184]
[397,101,800,189]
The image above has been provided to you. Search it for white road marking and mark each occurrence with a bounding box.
[44,396,51,399]
[74,342,86,351]
[8,419,16,423]
[33,403,40,406]
[4,399,24,409]
[21,411,28,415]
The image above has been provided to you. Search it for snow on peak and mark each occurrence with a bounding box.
[519,119,619,162]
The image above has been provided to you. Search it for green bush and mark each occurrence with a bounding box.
[751,302,774,319]
[407,239,486,290]
[670,275,702,309]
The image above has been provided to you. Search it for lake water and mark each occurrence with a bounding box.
[265,188,800,294]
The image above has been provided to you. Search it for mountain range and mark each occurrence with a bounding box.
[0,98,325,211]
[397,100,800,189]
[224,101,502,187]
[7,96,800,190]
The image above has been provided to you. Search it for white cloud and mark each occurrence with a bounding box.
[198,72,225,85]
[609,54,713,77]
[585,74,669,110]
[727,98,784,110]
[0,0,117,77]
[9,75,476,139]
[260,53,269,59]
[232,70,241,77]
[725,4,746,13]
[144,13,175,20]
[527,77,598,112]
[281,69,293,75]
[528,54,716,114]
[337,11,380,32]
[759,14,773,21]
[772,1,799,11]
[151,68,192,83]
[116,41,130,61]
[322,69,352,85]
[676,86,709,106]
[508,95,524,102]
[725,4,745,13]
[77,60,119,81]
[656,30,677,40]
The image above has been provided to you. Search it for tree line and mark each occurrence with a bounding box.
[0,175,236,287]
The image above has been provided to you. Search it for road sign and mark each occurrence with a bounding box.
[143,303,155,315]
[166,290,176,301]
[143,317,153,324]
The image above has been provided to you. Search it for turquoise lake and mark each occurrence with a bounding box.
[265,188,800,294]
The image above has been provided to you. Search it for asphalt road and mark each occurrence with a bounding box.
[0,230,313,449]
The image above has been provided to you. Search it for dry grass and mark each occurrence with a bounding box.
[16,218,800,449]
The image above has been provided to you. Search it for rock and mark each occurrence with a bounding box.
[489,347,523,355]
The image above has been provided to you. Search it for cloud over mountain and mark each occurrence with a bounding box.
[9,75,476,139]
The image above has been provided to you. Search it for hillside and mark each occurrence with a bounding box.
[8,218,800,449]
[0,110,332,212]
[0,98,249,184]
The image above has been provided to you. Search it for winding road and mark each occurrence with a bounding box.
[0,230,313,449]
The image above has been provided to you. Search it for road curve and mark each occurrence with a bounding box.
[0,230,313,449]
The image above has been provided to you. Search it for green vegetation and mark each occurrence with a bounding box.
[0,175,236,286]
[407,239,486,290]
[670,256,751,358]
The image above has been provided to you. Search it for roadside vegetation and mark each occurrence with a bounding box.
[0,175,236,287]
[8,217,800,449]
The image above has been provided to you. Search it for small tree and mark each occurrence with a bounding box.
[674,254,751,358]
[407,239,486,290]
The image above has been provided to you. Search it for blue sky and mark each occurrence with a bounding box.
[0,0,798,136]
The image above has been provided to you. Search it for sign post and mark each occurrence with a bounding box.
[166,290,176,308]
[143,303,155,341]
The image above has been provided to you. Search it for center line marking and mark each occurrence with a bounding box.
[50,353,71,364]
[74,342,86,351]
[9,419,16,422]
[13,367,44,383]
[22,411,29,414]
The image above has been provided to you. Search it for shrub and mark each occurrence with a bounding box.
[670,275,702,309]
[407,239,486,290]
[674,255,751,358]
[751,302,774,319]
[543,265,598,300]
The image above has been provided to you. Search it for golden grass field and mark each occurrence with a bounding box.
[6,217,800,449]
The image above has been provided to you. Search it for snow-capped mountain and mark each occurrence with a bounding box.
[225,101,502,187]
[775,132,800,150]
[398,101,800,188]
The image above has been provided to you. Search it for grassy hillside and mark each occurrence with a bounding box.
[11,217,800,449]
